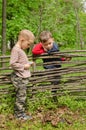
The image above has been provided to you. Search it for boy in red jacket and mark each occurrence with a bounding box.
[32,31,70,100]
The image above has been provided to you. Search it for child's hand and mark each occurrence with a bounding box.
[65,57,72,61]
[30,61,35,67]
[28,61,34,65]
[24,64,31,69]
[43,47,47,52]
[24,61,34,69]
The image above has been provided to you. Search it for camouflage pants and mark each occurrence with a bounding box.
[11,72,29,117]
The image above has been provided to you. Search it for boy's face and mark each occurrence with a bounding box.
[42,38,54,51]
[21,38,34,50]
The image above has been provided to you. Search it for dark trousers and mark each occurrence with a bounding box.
[44,65,61,97]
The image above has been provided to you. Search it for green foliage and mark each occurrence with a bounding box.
[80,12,86,42]
[0,0,86,51]
[6,0,33,40]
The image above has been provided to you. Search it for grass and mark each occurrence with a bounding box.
[2,120,86,130]
[0,92,86,130]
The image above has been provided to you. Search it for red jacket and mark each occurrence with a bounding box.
[32,42,46,55]
[32,42,65,61]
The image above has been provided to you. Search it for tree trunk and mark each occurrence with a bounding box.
[74,1,84,49]
[2,0,6,67]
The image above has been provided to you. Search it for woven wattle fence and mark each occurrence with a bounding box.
[0,50,86,99]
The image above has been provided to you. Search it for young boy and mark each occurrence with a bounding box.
[10,29,35,120]
[32,31,70,99]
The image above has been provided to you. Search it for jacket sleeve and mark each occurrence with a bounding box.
[32,43,45,55]
[61,57,66,61]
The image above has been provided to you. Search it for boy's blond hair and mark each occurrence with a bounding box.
[18,29,35,41]
[39,31,52,43]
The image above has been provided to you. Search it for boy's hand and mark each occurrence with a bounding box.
[43,46,47,52]
[24,61,34,69]
[65,57,72,61]
[28,61,34,65]
[24,64,31,69]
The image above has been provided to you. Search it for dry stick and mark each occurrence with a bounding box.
[0,80,86,91]
[36,60,86,66]
[0,65,86,84]
[29,66,86,82]
[32,61,86,74]
[0,53,86,70]
[33,53,86,59]
[30,88,86,95]
[1,83,86,95]
[0,50,86,59]
[29,80,86,90]
[40,50,86,54]
[0,74,84,96]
